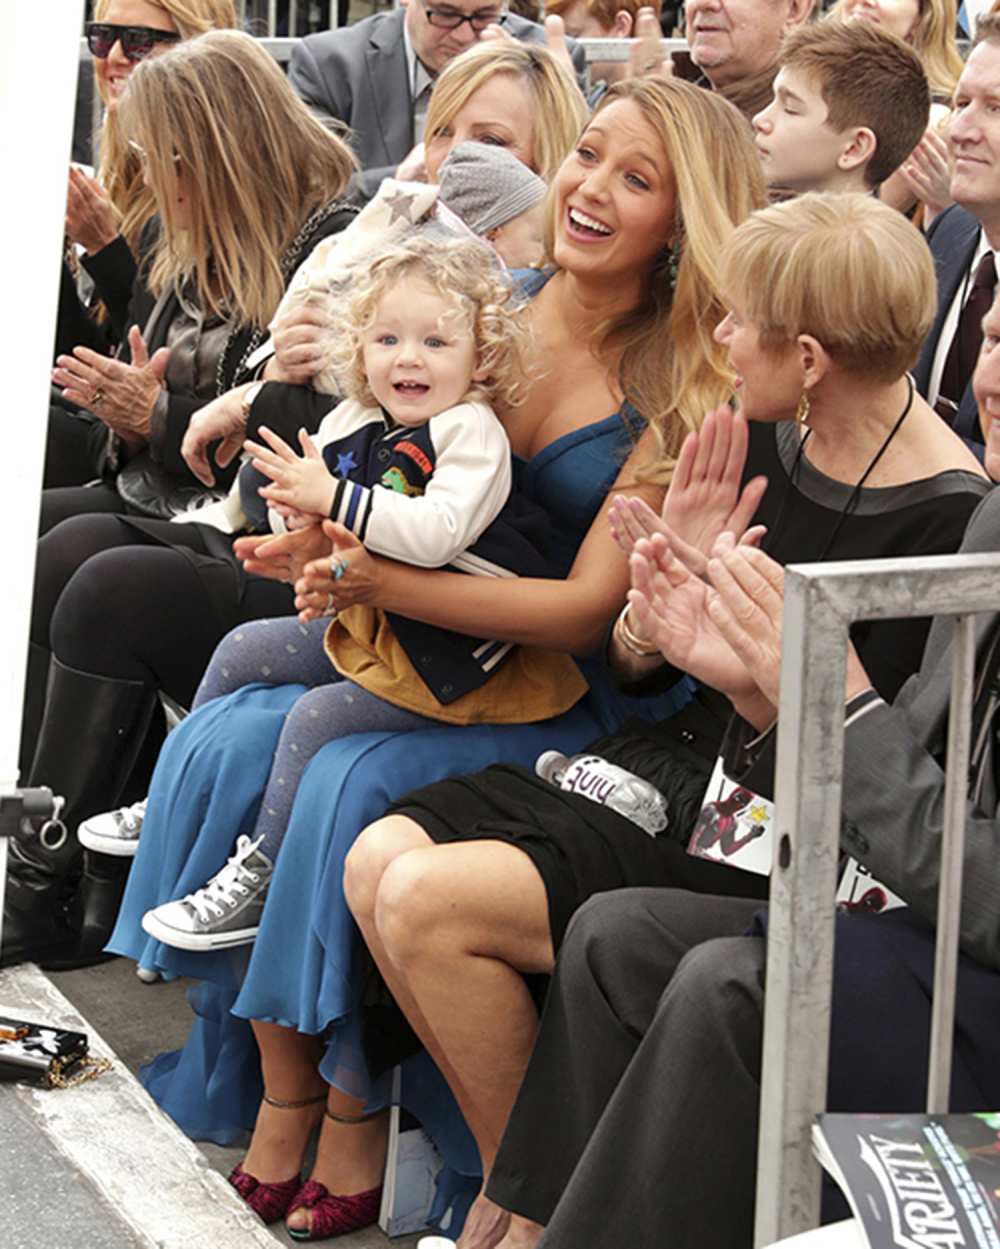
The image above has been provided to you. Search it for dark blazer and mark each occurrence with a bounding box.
[729,486,1000,972]
[912,203,983,444]
[288,9,586,201]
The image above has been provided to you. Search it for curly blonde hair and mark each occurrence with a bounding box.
[327,232,531,414]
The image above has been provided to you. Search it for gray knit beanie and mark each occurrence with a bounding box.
[438,141,547,236]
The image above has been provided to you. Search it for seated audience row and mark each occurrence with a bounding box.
[12,7,1000,1248]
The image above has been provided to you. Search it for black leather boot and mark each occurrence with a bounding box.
[2,659,157,969]
[18,642,51,783]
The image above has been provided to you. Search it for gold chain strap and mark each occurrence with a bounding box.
[46,1055,113,1089]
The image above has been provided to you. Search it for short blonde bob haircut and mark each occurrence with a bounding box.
[328,232,530,414]
[828,0,964,101]
[424,43,589,184]
[119,30,356,330]
[720,192,935,383]
[92,0,237,252]
[544,78,766,484]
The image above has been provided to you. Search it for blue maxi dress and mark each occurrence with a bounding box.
[108,401,691,1186]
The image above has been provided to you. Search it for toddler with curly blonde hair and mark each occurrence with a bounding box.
[141,231,586,952]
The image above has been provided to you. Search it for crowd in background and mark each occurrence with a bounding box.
[12,0,1000,1245]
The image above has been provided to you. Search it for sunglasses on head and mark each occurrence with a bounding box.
[86,22,180,62]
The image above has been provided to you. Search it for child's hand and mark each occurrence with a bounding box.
[269,501,322,532]
[245,426,335,518]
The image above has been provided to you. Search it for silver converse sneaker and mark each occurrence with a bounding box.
[78,798,148,856]
[141,835,273,951]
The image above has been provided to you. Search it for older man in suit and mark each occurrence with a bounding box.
[914,16,1000,447]
[289,0,584,200]
[476,320,1000,1249]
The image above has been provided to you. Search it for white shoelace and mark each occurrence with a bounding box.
[184,834,264,923]
[115,799,148,833]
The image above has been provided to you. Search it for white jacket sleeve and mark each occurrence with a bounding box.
[329,401,512,567]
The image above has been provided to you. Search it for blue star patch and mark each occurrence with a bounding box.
[336,451,357,477]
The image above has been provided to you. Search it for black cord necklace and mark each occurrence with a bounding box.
[765,375,916,562]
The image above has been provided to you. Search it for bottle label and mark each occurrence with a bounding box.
[556,756,668,837]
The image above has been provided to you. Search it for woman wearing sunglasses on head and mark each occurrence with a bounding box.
[51,1,236,487]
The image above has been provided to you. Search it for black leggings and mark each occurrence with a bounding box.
[34,512,294,708]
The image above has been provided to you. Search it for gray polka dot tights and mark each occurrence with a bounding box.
[193,617,434,861]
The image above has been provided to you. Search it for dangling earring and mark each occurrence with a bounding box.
[667,238,682,291]
[795,390,811,425]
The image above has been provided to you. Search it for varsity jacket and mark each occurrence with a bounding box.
[249,397,559,705]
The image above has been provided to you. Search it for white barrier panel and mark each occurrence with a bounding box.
[0,3,81,922]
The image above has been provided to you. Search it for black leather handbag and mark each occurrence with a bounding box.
[116,450,227,520]
[0,1016,109,1088]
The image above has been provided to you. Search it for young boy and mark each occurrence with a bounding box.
[753,21,930,197]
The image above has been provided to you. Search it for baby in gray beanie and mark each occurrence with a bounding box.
[438,140,549,269]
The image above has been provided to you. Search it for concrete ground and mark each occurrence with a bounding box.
[46,957,424,1249]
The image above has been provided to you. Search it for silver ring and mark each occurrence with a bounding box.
[329,555,350,580]
[92,387,104,407]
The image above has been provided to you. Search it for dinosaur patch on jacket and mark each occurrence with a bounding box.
[380,466,424,496]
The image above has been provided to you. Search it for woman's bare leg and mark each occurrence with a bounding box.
[345,816,492,1147]
[243,1021,327,1183]
[284,1084,390,1236]
[373,839,556,1249]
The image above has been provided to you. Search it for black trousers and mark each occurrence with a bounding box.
[489,888,1000,1249]
[43,402,110,493]
[23,506,293,794]
[488,889,764,1249]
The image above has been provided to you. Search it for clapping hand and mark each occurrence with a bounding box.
[53,325,168,447]
[702,543,786,709]
[628,532,761,704]
[66,165,119,255]
[627,7,672,79]
[899,126,953,227]
[608,406,767,575]
[295,523,380,622]
[246,425,335,517]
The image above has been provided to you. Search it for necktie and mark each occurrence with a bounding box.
[938,249,996,413]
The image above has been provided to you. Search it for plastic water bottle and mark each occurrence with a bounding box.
[535,751,669,837]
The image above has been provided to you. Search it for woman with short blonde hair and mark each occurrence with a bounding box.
[721,191,936,382]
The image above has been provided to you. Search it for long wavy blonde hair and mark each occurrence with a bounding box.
[93,0,237,252]
[424,42,589,182]
[118,30,356,328]
[546,78,766,484]
[827,0,964,100]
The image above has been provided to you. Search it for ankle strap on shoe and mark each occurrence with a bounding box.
[324,1105,388,1125]
[262,1091,327,1110]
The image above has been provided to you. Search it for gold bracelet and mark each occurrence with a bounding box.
[614,603,661,657]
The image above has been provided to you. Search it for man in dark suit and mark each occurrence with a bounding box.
[289,0,585,200]
[913,16,1000,446]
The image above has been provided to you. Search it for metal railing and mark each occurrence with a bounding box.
[753,551,1000,1247]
